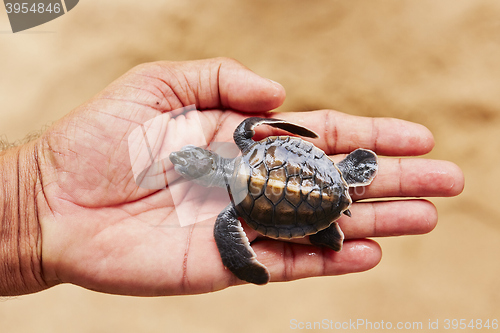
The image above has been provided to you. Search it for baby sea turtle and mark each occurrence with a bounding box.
[169,117,378,285]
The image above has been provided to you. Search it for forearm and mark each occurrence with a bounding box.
[0,144,46,296]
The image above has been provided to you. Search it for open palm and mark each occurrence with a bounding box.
[36,58,464,296]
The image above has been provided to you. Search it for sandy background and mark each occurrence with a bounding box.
[1,0,499,332]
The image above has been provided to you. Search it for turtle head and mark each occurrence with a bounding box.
[169,145,221,185]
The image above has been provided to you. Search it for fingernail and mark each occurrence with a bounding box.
[268,79,282,87]
[267,79,285,98]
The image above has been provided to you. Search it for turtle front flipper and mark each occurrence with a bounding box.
[214,205,270,285]
[337,148,378,187]
[234,117,319,152]
[309,222,345,252]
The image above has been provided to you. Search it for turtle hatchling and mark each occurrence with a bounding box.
[169,117,378,285]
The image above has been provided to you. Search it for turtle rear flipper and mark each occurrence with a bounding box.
[337,148,378,187]
[214,205,270,285]
[234,117,318,152]
[309,222,344,252]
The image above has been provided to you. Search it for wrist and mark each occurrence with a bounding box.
[0,143,47,295]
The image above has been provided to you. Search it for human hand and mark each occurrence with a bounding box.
[15,58,463,296]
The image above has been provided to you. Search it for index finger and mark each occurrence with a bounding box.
[273,110,435,156]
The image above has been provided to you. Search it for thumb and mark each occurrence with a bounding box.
[146,58,286,112]
[217,58,286,112]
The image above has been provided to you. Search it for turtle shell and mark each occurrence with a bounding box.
[227,135,352,239]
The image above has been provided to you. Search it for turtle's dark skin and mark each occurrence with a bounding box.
[169,117,378,285]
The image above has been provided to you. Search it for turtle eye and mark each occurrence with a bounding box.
[186,159,212,176]
[170,147,217,180]
[169,152,187,166]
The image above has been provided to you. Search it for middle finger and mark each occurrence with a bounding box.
[348,157,463,200]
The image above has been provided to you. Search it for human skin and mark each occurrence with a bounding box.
[0,58,464,296]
